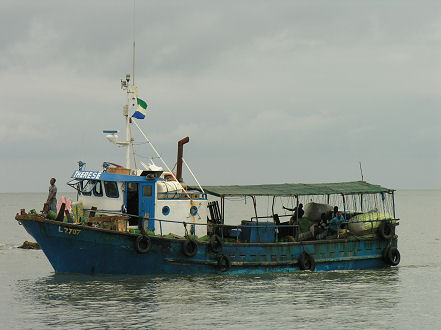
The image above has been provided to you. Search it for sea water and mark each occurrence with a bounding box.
[1,191,440,329]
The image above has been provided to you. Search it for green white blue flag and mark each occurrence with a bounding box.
[132,98,148,119]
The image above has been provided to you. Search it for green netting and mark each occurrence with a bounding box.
[192,181,393,197]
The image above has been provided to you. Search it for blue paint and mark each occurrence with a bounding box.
[19,218,397,275]
[240,221,276,243]
[71,171,150,182]
[139,183,155,230]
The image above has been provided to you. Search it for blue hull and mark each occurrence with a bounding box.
[18,218,396,275]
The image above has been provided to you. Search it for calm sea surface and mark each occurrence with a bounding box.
[1,190,440,329]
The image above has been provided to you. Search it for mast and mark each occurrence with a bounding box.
[130,0,136,169]
[123,0,136,169]
[125,80,132,169]
[120,74,133,169]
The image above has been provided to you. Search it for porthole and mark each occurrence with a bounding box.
[190,206,198,216]
[162,206,170,216]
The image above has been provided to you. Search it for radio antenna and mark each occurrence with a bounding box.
[132,0,136,86]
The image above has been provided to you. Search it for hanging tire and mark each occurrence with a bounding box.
[298,252,315,271]
[182,239,198,257]
[378,222,394,240]
[210,234,223,253]
[384,247,400,266]
[217,255,231,272]
[135,235,151,254]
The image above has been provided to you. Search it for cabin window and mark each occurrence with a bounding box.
[104,181,119,198]
[143,185,152,197]
[81,180,97,196]
[77,181,84,195]
[93,181,103,197]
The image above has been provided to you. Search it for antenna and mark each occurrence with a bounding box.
[132,0,136,86]
[359,161,364,181]
[110,0,137,170]
[104,1,142,170]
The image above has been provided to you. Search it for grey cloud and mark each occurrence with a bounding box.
[0,1,440,191]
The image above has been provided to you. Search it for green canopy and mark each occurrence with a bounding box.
[191,181,394,197]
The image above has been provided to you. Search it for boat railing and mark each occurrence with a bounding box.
[156,192,207,200]
[250,214,291,221]
[77,208,399,242]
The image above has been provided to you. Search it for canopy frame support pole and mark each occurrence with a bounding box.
[221,196,225,224]
[392,192,396,218]
[295,195,299,241]
[342,194,346,217]
[251,196,258,224]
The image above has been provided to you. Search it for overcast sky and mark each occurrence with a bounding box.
[1,1,440,192]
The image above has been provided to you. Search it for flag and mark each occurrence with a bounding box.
[132,98,148,119]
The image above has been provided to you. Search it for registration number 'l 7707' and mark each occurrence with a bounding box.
[58,226,81,235]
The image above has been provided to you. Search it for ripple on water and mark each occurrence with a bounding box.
[10,270,404,329]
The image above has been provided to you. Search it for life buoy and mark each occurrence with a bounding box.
[135,235,151,254]
[298,252,315,271]
[217,255,231,272]
[182,239,198,257]
[383,246,400,266]
[378,222,394,240]
[210,234,223,253]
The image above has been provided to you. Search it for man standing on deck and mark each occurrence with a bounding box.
[283,203,304,223]
[45,178,57,213]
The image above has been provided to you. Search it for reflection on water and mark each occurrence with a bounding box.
[15,270,400,329]
[5,190,441,329]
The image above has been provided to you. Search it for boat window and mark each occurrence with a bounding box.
[81,180,97,196]
[104,181,119,198]
[190,206,198,216]
[77,181,84,195]
[143,185,152,197]
[93,181,103,197]
[162,206,170,215]
[67,178,85,189]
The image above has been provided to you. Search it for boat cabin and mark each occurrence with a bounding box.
[67,165,208,237]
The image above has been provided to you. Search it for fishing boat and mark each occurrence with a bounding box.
[15,72,401,274]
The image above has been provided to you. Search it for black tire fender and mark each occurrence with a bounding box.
[378,222,394,240]
[298,252,315,271]
[210,234,223,253]
[385,247,400,266]
[135,235,151,254]
[217,255,231,272]
[182,239,198,257]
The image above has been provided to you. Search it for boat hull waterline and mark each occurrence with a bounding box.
[17,216,397,275]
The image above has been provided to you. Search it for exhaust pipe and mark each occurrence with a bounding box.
[176,136,189,182]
